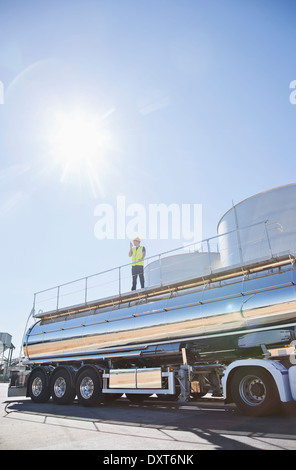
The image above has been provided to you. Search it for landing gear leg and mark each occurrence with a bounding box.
[177,365,191,402]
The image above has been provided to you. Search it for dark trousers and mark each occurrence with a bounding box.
[132,265,145,290]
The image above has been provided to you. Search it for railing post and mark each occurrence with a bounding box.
[233,204,243,266]
[207,239,212,273]
[119,266,121,296]
[85,277,88,304]
[32,293,36,315]
[56,286,60,311]
[159,254,163,286]
[264,221,273,258]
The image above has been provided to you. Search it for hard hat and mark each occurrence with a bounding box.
[133,237,141,242]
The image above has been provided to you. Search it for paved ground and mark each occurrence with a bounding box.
[1,383,296,451]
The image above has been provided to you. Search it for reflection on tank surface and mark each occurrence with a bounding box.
[24,185,296,366]
[25,265,296,364]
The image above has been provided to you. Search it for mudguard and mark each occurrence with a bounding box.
[222,359,293,403]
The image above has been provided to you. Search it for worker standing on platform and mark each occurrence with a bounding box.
[129,237,146,290]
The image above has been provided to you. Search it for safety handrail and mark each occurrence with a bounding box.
[32,219,291,315]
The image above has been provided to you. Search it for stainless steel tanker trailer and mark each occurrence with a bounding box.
[8,184,296,416]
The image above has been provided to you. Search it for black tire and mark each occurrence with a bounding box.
[28,369,51,403]
[50,369,76,405]
[76,368,103,407]
[230,367,280,417]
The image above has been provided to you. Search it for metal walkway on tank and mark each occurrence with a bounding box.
[31,220,296,321]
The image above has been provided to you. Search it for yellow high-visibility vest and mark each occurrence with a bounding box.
[132,246,144,266]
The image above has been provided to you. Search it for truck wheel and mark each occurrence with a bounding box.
[230,367,280,417]
[28,369,51,403]
[50,369,76,405]
[76,368,103,407]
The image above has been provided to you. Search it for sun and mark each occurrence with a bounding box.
[48,109,115,196]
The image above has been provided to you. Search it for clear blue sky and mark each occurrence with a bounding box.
[0,0,295,353]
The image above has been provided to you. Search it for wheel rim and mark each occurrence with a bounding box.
[80,376,94,400]
[32,377,43,397]
[239,374,266,407]
[54,377,67,398]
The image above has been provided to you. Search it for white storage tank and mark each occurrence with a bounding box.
[217,184,296,267]
[145,251,221,287]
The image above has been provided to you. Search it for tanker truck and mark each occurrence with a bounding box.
[8,185,296,416]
